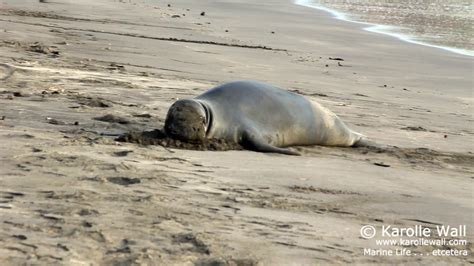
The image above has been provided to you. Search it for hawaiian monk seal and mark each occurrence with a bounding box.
[164,80,372,155]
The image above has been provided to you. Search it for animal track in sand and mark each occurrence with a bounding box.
[0,9,194,30]
[297,145,473,172]
[0,19,287,51]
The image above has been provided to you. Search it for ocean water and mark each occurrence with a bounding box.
[295,0,473,56]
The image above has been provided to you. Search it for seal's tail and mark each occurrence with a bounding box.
[0,63,15,81]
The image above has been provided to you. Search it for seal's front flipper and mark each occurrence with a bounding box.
[242,131,300,156]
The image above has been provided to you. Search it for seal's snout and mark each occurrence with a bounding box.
[164,99,207,142]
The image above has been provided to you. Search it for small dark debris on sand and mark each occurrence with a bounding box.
[82,221,93,228]
[374,162,391,167]
[12,235,27,240]
[107,63,125,70]
[200,11,206,16]
[328,57,344,61]
[107,177,141,186]
[290,89,328,97]
[133,113,152,118]
[401,126,428,132]
[94,114,130,124]
[113,150,133,157]
[117,129,243,151]
[46,117,67,125]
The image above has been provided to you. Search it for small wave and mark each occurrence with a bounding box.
[294,0,473,57]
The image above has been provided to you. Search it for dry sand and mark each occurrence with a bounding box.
[0,0,472,265]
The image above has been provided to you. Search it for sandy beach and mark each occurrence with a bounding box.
[0,0,472,264]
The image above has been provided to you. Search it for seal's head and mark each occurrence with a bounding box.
[164,99,208,142]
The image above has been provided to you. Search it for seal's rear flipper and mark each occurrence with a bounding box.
[242,131,300,156]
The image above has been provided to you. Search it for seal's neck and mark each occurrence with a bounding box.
[197,100,213,136]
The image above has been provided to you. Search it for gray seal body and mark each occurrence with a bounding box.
[165,80,365,155]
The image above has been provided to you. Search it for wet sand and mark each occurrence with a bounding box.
[0,0,473,264]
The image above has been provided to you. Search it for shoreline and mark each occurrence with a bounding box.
[0,0,472,264]
[294,0,474,57]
